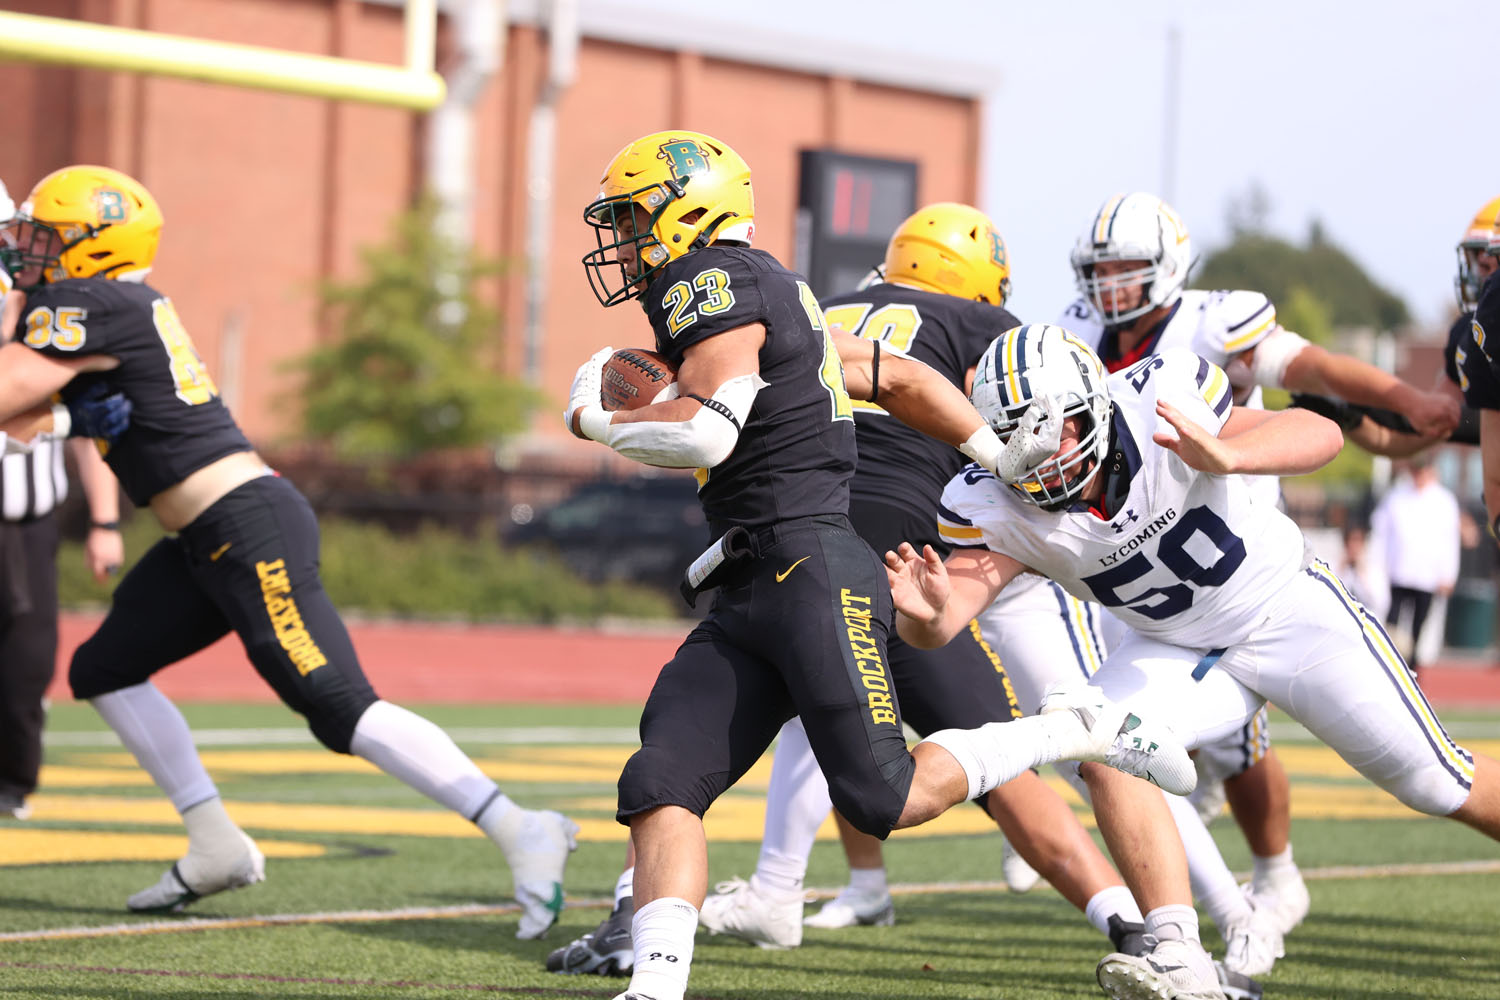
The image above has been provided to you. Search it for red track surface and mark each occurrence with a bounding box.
[45,612,1500,707]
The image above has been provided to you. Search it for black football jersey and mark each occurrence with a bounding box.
[643,245,855,535]
[1460,271,1500,411]
[18,278,252,506]
[822,283,1019,543]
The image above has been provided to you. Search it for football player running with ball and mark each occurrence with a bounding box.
[888,323,1500,1000]
[565,131,1195,1000]
[0,166,578,938]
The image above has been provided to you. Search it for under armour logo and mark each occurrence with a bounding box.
[1111,509,1140,533]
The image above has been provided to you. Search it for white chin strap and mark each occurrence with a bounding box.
[995,395,1063,483]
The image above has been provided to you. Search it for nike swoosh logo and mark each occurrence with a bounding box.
[775,556,811,583]
[210,543,232,562]
[1146,961,1186,974]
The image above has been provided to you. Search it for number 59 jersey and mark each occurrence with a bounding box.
[19,278,252,507]
[939,348,1306,649]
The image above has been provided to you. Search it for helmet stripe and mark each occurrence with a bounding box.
[1094,194,1125,245]
[1005,324,1032,407]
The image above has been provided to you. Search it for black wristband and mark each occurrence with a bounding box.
[91,520,121,531]
[869,341,881,404]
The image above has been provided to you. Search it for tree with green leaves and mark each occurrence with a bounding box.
[288,197,541,459]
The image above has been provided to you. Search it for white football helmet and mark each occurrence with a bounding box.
[970,324,1113,510]
[1071,192,1194,326]
[0,178,13,222]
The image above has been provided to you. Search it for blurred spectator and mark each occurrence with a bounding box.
[1369,456,1461,681]
[1335,523,1389,620]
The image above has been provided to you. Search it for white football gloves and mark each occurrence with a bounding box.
[564,346,614,440]
[994,394,1063,483]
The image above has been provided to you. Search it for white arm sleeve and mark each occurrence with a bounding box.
[582,373,767,469]
[1244,326,1311,388]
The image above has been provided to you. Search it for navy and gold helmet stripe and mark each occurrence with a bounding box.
[1002,323,1036,410]
[1306,561,1474,789]
[1092,193,1127,245]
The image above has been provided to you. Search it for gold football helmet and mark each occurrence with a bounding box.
[884,202,1011,305]
[1456,195,1500,312]
[0,165,162,290]
[582,130,755,306]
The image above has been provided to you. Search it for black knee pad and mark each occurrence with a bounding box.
[615,744,716,822]
[302,689,378,755]
[826,771,906,840]
[69,635,128,700]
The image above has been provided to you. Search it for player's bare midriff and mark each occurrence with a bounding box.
[149,450,270,532]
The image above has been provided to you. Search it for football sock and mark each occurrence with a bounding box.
[847,865,889,897]
[1251,845,1297,888]
[627,897,698,1000]
[615,866,636,909]
[350,700,500,818]
[1159,789,1249,930]
[1085,885,1143,937]
[759,717,832,866]
[91,682,218,813]
[1144,903,1201,944]
[177,797,256,882]
[921,714,1087,800]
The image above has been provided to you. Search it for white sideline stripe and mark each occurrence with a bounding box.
[8,858,1500,943]
[43,726,642,748]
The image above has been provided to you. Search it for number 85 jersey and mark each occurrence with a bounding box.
[19,278,252,507]
[939,348,1306,648]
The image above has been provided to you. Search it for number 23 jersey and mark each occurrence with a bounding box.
[938,348,1305,649]
[643,245,855,535]
[19,278,251,507]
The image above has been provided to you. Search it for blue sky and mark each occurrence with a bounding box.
[625,0,1499,332]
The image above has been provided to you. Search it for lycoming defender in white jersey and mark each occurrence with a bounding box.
[947,345,1303,647]
[894,323,1499,1000]
[1056,190,1465,944]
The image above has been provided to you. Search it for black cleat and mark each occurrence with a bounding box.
[545,896,634,976]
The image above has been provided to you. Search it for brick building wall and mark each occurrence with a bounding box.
[0,0,982,455]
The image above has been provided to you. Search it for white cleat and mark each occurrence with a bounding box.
[505,809,580,940]
[1242,870,1310,936]
[1221,903,1285,978]
[1041,681,1197,796]
[127,831,265,914]
[698,875,802,949]
[803,887,895,929]
[1097,937,1227,1000]
[1001,837,1041,893]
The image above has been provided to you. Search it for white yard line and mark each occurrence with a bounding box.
[8,858,1500,943]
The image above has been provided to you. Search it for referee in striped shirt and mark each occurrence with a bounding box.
[0,179,123,820]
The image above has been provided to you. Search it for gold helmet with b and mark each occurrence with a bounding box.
[0,165,162,290]
[581,130,755,307]
[884,202,1011,305]
[1456,195,1500,312]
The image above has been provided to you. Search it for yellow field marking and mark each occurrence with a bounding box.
[70,746,668,787]
[34,765,156,788]
[1273,740,1500,780]
[0,829,324,866]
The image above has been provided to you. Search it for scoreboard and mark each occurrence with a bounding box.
[795,150,918,298]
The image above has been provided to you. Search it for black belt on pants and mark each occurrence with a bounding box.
[681,513,852,607]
